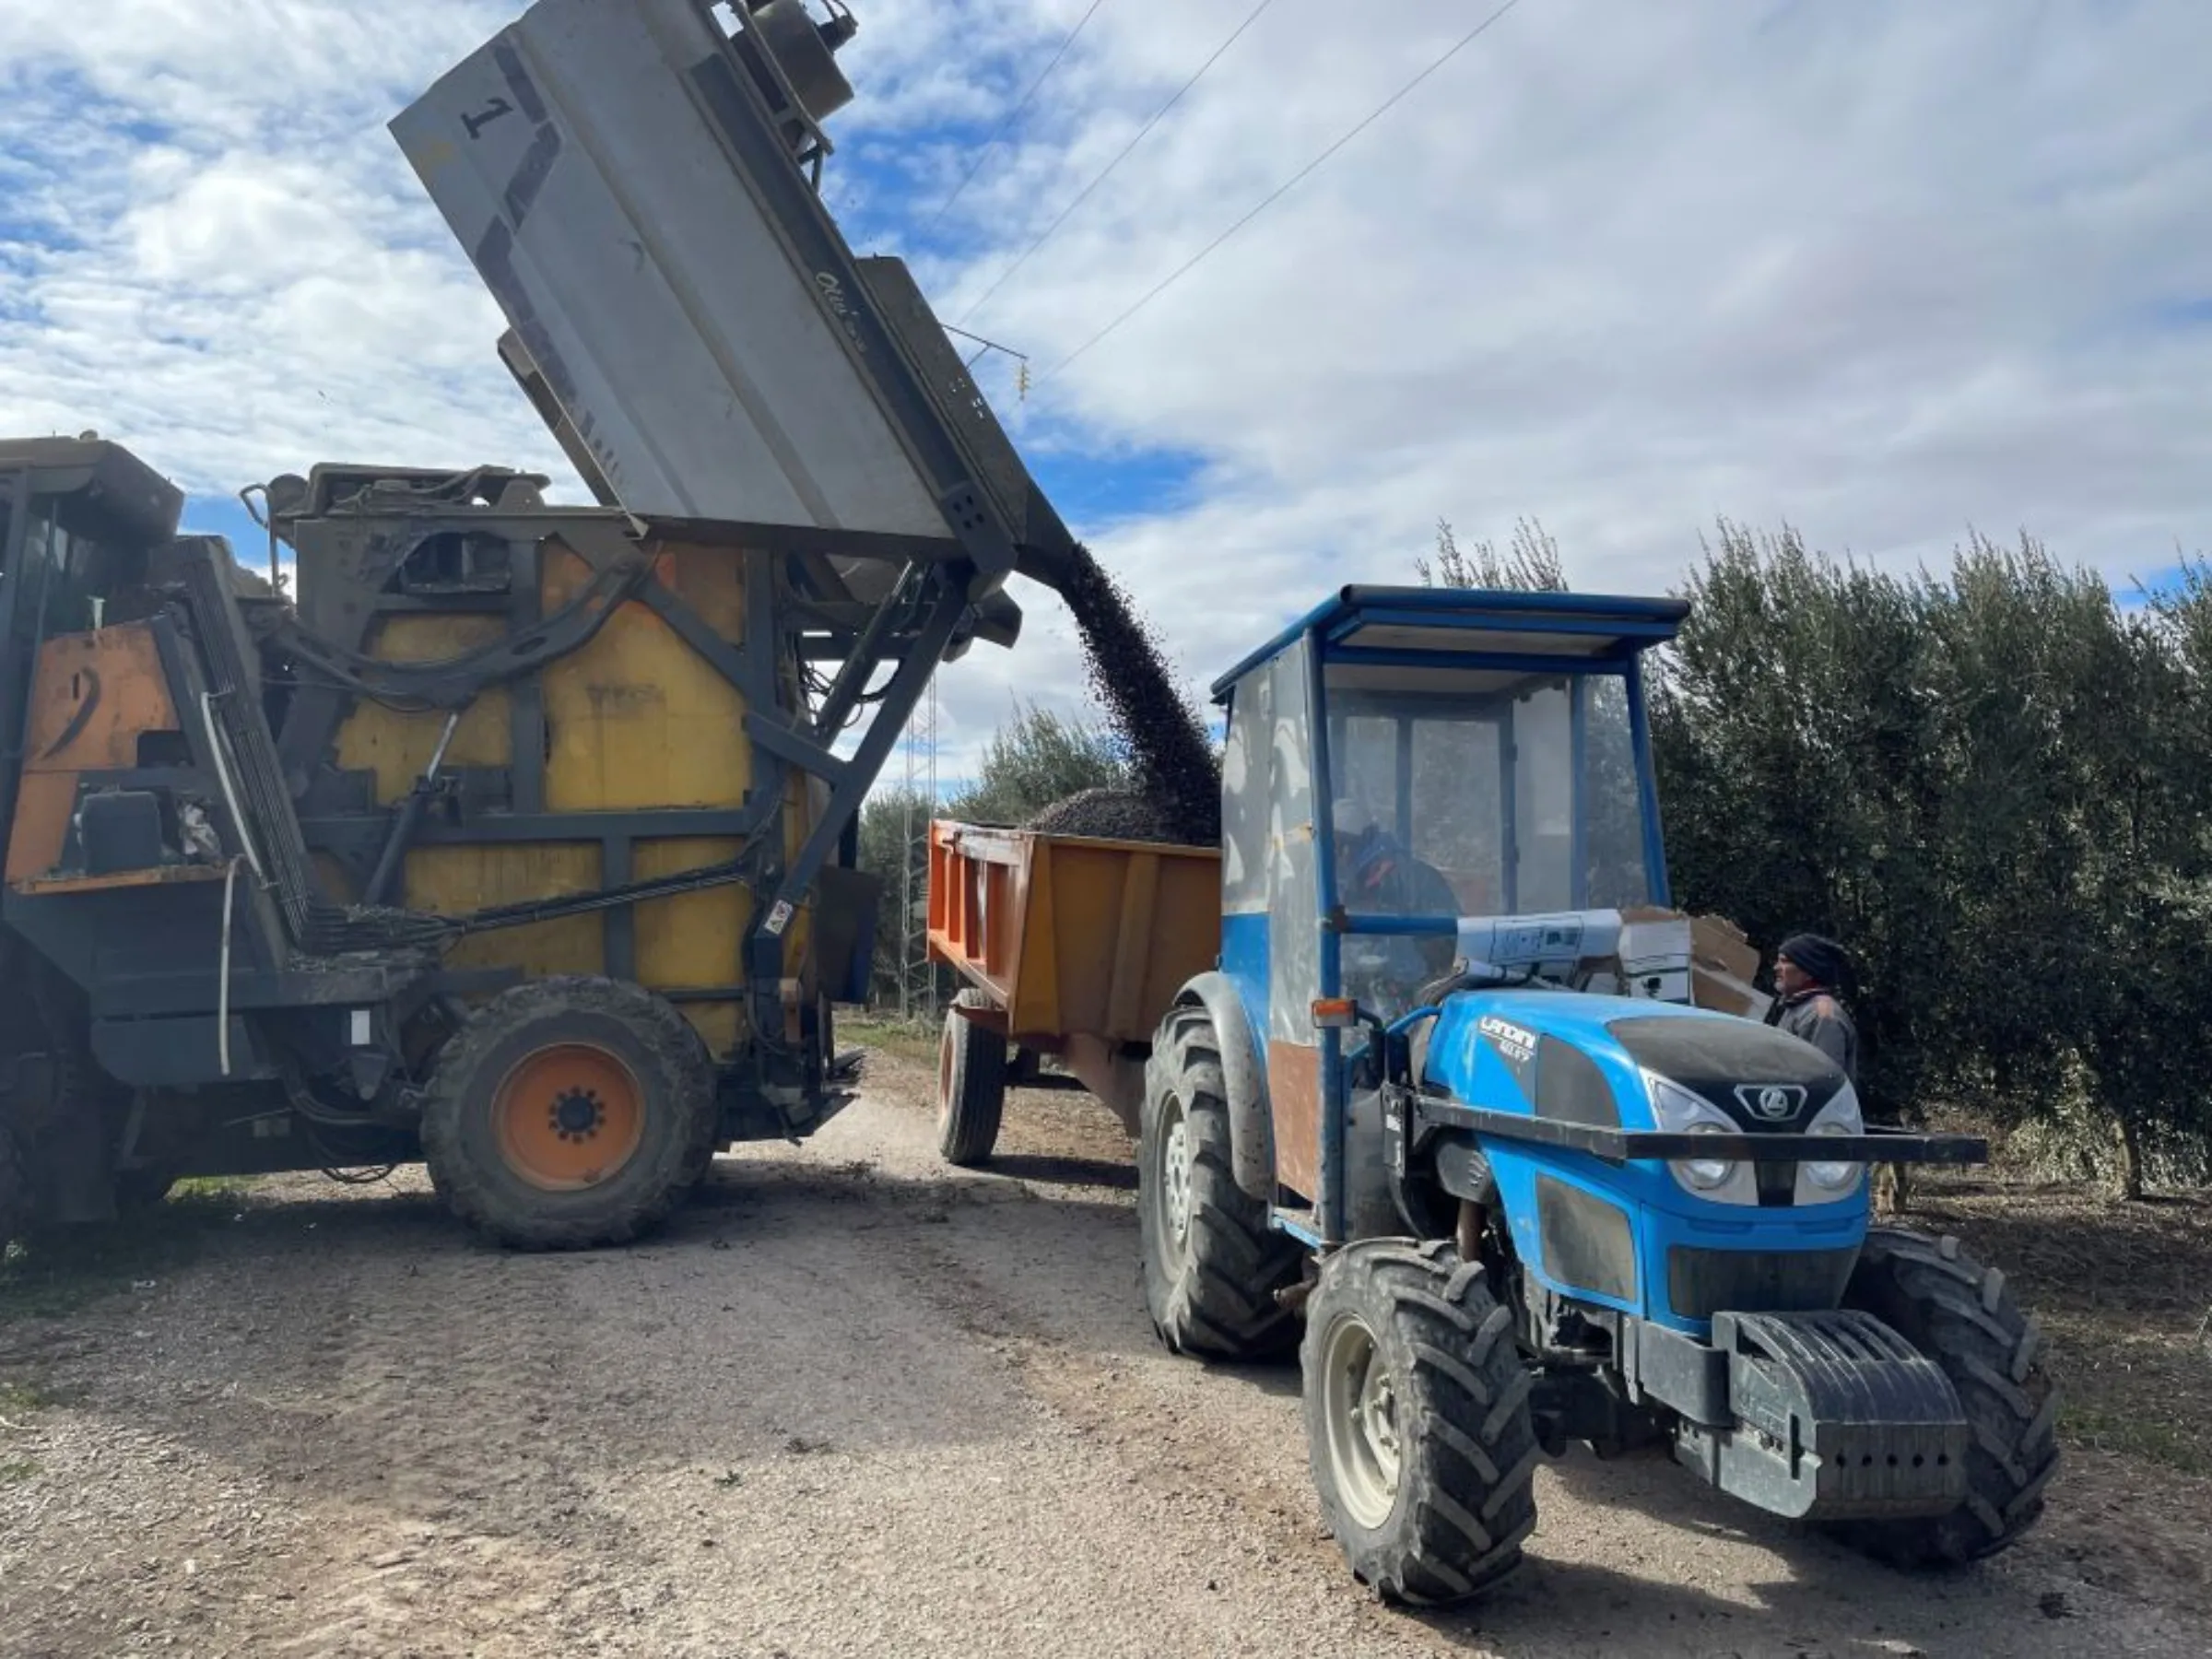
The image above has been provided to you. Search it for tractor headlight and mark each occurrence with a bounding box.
[1796,1083,1866,1202]
[1677,1123,1736,1191]
[1645,1073,1756,1206]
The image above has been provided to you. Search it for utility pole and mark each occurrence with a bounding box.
[896,669,939,1020]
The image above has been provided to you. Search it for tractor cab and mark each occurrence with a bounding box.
[1210,585,1689,1236]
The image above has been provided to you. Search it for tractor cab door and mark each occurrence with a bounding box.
[1219,632,1329,1202]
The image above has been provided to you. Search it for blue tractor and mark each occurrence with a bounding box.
[1137,586,2056,1603]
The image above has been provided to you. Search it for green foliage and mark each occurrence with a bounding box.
[1426,513,2212,1189]
[944,701,1128,826]
[1419,518,1566,594]
[854,783,935,1009]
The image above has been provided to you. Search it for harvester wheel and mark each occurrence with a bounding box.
[1138,1004,1301,1359]
[936,991,1006,1166]
[422,976,717,1251]
[1827,1228,2059,1567]
[1302,1238,1541,1605]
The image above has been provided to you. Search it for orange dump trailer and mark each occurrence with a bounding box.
[924,820,1219,1165]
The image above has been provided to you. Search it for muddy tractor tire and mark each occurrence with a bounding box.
[936,990,1007,1167]
[422,976,717,1251]
[1302,1238,1542,1606]
[1138,1004,1302,1359]
[1827,1227,2060,1568]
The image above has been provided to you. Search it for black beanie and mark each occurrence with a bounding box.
[1778,933,1849,990]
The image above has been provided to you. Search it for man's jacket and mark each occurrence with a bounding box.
[1769,988,1859,1082]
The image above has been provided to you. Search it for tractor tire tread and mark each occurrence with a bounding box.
[1140,1006,1301,1360]
[1827,1227,2059,1568]
[936,991,1007,1167]
[422,975,716,1252]
[1303,1239,1540,1606]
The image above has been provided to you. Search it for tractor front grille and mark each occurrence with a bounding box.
[1666,1245,1859,1322]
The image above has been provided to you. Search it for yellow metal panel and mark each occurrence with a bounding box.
[634,837,747,982]
[311,852,358,905]
[332,615,514,805]
[408,844,606,979]
[540,543,751,812]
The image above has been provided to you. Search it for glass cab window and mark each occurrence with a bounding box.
[1323,667,1653,1015]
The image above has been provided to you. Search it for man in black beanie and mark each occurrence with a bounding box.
[1767,932,1858,1081]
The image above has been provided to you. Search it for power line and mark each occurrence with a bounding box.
[1049,0,1525,376]
[923,0,1112,238]
[955,0,1278,328]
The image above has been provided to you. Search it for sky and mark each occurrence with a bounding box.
[4,0,2210,786]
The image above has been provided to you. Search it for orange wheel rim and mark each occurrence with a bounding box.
[939,1022,955,1109]
[491,1043,647,1192]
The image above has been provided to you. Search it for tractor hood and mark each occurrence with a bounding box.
[1421,992,1849,1135]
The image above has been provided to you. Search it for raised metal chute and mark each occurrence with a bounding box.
[390,0,1077,631]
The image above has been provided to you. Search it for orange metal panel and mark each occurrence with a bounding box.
[1267,1041,1322,1202]
[7,626,184,884]
[926,819,1221,1049]
[6,771,77,885]
[19,626,178,772]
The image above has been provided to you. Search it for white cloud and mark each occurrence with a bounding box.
[4,0,2209,791]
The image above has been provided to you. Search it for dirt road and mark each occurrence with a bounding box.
[1,1053,2203,1657]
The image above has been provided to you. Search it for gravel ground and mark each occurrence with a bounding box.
[0,1053,2205,1658]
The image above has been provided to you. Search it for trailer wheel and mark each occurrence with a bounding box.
[1827,1228,2059,1567]
[1303,1238,1541,1605]
[936,991,1007,1166]
[422,976,717,1251]
[1138,1004,1301,1359]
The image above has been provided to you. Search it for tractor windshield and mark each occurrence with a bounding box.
[1324,671,1654,1010]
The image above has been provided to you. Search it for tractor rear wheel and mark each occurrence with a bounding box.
[1138,1004,1301,1359]
[1827,1228,2059,1567]
[1302,1238,1542,1605]
[422,976,717,1250]
[936,991,1007,1166]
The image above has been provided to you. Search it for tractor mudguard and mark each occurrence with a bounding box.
[1172,973,1276,1206]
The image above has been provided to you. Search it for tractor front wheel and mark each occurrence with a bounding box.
[1138,1005,1302,1359]
[1827,1228,2059,1567]
[1302,1238,1542,1605]
[422,976,717,1250]
[936,991,1007,1166]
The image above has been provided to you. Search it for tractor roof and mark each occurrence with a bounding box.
[1210,585,1689,702]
